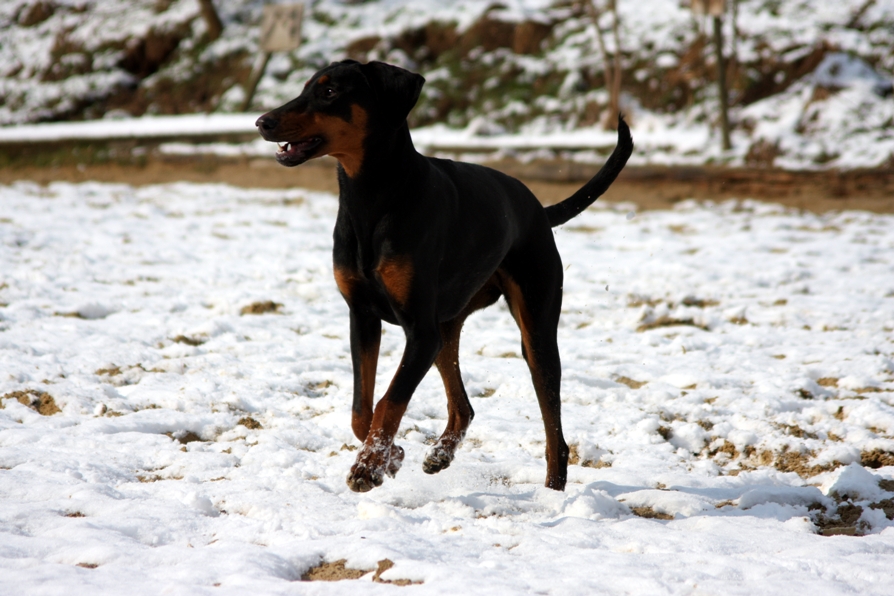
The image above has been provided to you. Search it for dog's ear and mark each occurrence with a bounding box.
[359,61,425,127]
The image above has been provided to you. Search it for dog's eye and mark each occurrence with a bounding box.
[322,87,336,99]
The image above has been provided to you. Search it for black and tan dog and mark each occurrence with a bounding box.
[256,60,632,492]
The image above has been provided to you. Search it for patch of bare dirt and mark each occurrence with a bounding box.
[240,300,282,315]
[681,297,720,308]
[771,447,834,478]
[615,376,647,389]
[627,294,663,308]
[1,389,61,415]
[76,562,99,569]
[636,315,709,333]
[568,444,611,468]
[237,416,262,430]
[166,430,202,444]
[871,499,894,520]
[172,334,206,346]
[814,501,865,536]
[861,449,894,469]
[709,442,845,478]
[301,559,421,585]
[630,506,673,520]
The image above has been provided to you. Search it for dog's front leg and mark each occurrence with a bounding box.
[347,322,442,492]
[349,310,381,442]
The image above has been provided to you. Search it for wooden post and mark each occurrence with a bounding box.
[712,14,731,151]
[240,4,304,113]
[240,51,271,113]
[689,0,731,150]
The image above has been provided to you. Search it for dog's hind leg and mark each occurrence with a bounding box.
[499,255,569,491]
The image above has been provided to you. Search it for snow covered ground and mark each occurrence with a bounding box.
[2,179,894,594]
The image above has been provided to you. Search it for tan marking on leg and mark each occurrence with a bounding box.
[352,345,378,441]
[333,266,359,300]
[501,275,536,350]
[375,256,414,307]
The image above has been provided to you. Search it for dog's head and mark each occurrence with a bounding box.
[255,60,425,176]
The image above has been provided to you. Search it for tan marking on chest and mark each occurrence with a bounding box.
[375,256,414,307]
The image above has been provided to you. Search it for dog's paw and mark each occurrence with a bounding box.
[386,444,404,478]
[346,463,384,492]
[422,445,454,475]
[346,442,405,491]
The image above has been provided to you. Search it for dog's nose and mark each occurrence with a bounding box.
[255,115,278,131]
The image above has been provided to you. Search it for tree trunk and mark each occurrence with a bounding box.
[583,1,621,130]
[198,0,223,42]
[607,0,622,130]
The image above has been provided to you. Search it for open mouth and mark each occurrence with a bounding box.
[274,137,324,167]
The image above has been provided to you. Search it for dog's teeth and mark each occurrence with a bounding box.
[277,143,286,151]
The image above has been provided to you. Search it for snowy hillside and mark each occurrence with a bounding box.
[2,181,894,593]
[1,0,893,168]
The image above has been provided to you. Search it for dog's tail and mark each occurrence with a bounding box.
[544,115,633,228]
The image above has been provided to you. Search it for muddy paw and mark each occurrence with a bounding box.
[422,446,454,475]
[386,444,404,478]
[346,463,384,493]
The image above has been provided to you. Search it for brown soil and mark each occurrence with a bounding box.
[301,558,420,585]
[239,300,282,315]
[861,449,894,469]
[637,316,710,333]
[615,376,647,389]
[630,506,674,520]
[302,560,369,582]
[3,154,893,214]
[1,390,61,415]
[237,417,263,430]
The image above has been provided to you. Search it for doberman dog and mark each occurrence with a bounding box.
[256,60,632,492]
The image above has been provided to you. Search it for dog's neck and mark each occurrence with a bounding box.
[335,122,424,201]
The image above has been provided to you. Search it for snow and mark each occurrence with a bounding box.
[2,179,894,594]
[0,114,256,143]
